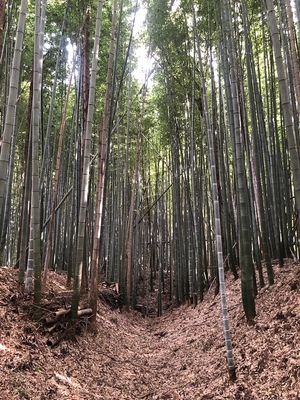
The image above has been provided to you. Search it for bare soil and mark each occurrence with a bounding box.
[0,262,300,399]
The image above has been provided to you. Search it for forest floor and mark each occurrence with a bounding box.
[0,262,300,400]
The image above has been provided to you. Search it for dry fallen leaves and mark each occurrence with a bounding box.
[0,262,299,399]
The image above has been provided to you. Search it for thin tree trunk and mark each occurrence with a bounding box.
[265,0,300,211]
[125,83,145,308]
[0,106,18,264]
[221,0,256,323]
[39,2,69,188]
[18,80,33,283]
[31,0,44,319]
[71,0,104,325]
[286,0,300,118]
[192,0,236,381]
[0,0,6,64]
[43,65,74,287]
[0,0,28,228]
[82,4,90,138]
[90,0,118,319]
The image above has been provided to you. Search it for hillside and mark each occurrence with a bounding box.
[0,262,300,399]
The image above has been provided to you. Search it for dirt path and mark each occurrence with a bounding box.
[1,265,300,399]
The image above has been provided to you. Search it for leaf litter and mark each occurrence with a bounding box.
[0,262,299,399]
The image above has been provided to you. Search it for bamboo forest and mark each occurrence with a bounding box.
[0,0,300,398]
